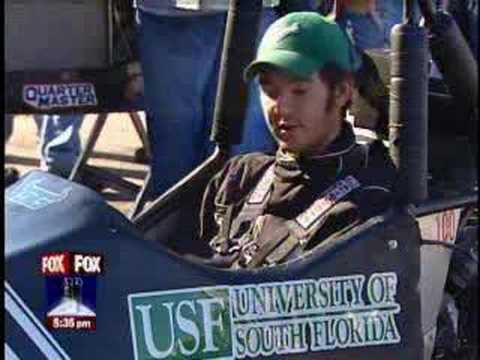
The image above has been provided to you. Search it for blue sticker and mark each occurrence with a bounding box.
[7,179,72,210]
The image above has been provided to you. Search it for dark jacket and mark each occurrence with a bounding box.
[199,122,397,268]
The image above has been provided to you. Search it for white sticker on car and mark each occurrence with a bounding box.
[128,272,401,359]
[417,208,462,243]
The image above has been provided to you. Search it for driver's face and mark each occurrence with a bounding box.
[259,70,347,156]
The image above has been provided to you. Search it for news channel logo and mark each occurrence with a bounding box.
[41,252,104,331]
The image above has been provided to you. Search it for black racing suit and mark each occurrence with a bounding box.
[199,122,397,269]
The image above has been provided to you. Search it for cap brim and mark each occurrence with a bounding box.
[244,49,319,82]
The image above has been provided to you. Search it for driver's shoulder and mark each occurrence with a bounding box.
[342,141,397,217]
[352,140,397,191]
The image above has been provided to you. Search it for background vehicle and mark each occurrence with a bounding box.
[5,0,477,359]
[5,0,139,115]
[5,0,147,198]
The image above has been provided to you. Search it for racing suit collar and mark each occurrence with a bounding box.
[274,122,356,181]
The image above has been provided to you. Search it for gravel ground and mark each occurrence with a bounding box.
[5,112,149,215]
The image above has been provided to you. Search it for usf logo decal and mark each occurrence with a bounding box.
[129,287,232,359]
[128,273,401,359]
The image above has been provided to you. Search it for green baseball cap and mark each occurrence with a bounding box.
[245,12,358,81]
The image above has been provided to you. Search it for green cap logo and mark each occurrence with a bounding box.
[268,22,302,43]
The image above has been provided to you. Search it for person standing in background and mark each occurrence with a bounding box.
[447,0,478,58]
[334,0,385,50]
[134,0,317,199]
[34,114,84,178]
[5,114,83,186]
[374,0,402,47]
[5,114,20,186]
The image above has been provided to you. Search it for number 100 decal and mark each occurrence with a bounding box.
[417,208,461,244]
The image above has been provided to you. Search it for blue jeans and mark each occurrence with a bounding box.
[449,0,478,58]
[137,10,278,197]
[336,10,386,51]
[33,114,83,178]
[5,114,14,142]
[375,0,403,47]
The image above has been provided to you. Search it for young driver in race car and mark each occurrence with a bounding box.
[198,12,397,269]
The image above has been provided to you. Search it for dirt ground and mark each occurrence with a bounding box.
[5,113,149,215]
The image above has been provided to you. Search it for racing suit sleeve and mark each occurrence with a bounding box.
[199,154,273,246]
[198,156,249,246]
[198,162,230,245]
